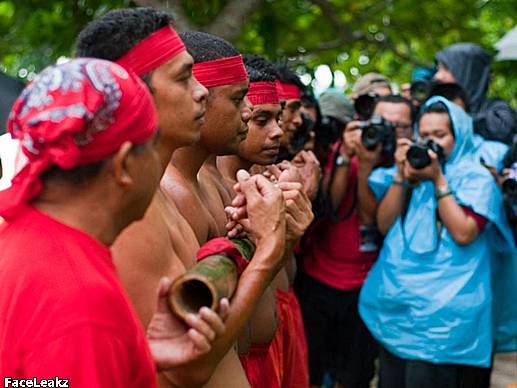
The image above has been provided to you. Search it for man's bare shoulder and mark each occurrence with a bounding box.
[200,164,234,206]
[156,189,200,268]
[161,165,217,245]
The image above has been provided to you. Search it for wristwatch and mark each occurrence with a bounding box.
[435,183,453,200]
[335,154,351,167]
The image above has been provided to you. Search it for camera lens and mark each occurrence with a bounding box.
[407,144,431,169]
[354,94,377,120]
[361,126,381,150]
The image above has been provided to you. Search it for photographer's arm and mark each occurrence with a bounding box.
[356,163,378,225]
[376,139,411,234]
[376,171,406,235]
[434,173,480,245]
[328,148,351,210]
[327,122,361,210]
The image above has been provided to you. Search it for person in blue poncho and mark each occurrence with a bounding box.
[360,96,515,388]
[428,82,509,173]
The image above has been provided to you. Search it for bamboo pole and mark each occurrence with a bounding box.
[169,239,255,321]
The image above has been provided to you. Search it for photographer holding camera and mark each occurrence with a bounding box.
[295,94,411,387]
[359,96,515,388]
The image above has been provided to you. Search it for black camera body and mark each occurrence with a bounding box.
[359,115,396,157]
[410,80,434,104]
[406,139,445,169]
[354,93,377,120]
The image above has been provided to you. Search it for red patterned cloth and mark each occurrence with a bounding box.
[0,58,157,220]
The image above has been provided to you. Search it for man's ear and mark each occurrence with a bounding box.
[111,141,134,188]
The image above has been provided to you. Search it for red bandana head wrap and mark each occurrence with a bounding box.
[275,80,302,101]
[0,58,157,220]
[246,81,279,105]
[193,55,248,88]
[116,25,186,76]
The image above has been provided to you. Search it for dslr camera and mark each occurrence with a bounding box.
[354,93,377,120]
[406,139,445,169]
[410,80,434,105]
[359,115,396,157]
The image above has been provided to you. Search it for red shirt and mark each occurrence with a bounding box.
[302,143,377,291]
[0,206,157,387]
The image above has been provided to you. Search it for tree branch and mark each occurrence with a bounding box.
[310,0,362,42]
[133,0,193,32]
[285,0,423,66]
[204,0,264,42]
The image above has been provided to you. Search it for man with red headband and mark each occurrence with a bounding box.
[76,9,287,387]
[0,58,226,386]
[273,62,305,161]
[166,31,280,386]
[218,54,313,387]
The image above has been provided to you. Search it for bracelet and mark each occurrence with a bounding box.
[335,154,351,167]
[437,190,453,200]
[392,177,407,186]
[436,183,453,200]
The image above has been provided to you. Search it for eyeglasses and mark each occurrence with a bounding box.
[394,122,412,130]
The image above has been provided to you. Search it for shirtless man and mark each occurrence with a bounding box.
[76,8,287,387]
[219,55,317,387]
[169,31,280,382]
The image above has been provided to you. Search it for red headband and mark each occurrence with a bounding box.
[193,55,248,88]
[116,25,185,76]
[0,59,157,220]
[246,81,279,105]
[275,80,301,100]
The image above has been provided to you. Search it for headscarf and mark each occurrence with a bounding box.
[0,58,157,219]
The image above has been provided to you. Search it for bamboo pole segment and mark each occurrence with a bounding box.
[169,239,255,321]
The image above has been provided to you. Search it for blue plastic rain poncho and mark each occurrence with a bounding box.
[360,96,516,366]
[472,134,508,173]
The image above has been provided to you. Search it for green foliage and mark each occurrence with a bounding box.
[0,0,515,105]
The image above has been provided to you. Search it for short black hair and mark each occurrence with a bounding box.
[75,8,173,62]
[243,54,276,83]
[374,94,414,121]
[272,61,305,92]
[179,31,239,63]
[301,93,317,109]
[375,94,412,111]
[424,101,449,114]
[429,83,470,112]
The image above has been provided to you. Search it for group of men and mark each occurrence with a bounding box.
[1,5,516,388]
[0,6,321,388]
